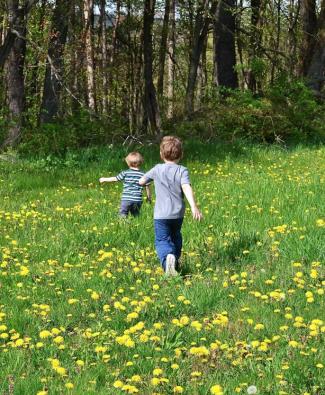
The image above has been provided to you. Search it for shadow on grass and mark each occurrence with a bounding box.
[179,233,259,277]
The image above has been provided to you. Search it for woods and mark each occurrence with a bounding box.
[0,0,324,150]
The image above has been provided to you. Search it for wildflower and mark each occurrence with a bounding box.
[210,384,223,395]
[191,321,202,331]
[65,383,74,389]
[113,380,124,388]
[151,377,160,386]
[174,386,184,393]
[91,291,100,300]
[254,323,264,330]
[189,346,209,357]
[153,368,163,376]
[39,330,51,339]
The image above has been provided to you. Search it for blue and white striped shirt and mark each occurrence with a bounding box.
[116,169,145,202]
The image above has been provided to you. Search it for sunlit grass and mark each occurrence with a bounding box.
[0,143,324,394]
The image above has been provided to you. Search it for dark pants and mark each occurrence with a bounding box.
[120,201,142,217]
[154,218,183,271]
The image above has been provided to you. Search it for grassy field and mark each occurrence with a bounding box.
[0,142,324,395]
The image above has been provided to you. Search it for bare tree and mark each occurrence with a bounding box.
[157,0,171,98]
[84,0,96,111]
[247,0,263,93]
[213,0,238,89]
[100,0,108,113]
[185,0,217,117]
[3,0,27,148]
[167,0,176,118]
[40,0,70,124]
[299,0,318,76]
[306,0,325,93]
[143,0,161,133]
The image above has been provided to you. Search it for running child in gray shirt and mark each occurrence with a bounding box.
[139,136,202,275]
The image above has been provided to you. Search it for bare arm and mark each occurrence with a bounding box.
[145,185,152,202]
[181,184,202,221]
[99,177,118,183]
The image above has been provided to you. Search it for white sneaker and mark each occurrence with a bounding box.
[165,254,177,276]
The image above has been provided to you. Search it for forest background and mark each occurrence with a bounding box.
[0,0,324,155]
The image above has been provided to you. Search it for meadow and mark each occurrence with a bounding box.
[0,142,324,395]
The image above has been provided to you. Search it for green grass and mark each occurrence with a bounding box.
[0,142,324,395]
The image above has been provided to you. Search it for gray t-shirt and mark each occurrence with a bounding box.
[143,163,190,219]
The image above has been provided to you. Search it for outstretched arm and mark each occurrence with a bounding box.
[181,184,203,221]
[99,177,118,183]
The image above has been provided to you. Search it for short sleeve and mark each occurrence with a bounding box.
[116,171,125,181]
[181,168,190,185]
[143,166,156,181]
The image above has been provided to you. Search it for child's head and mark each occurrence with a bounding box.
[160,136,183,162]
[125,152,144,168]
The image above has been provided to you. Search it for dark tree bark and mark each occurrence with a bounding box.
[28,0,46,103]
[213,0,238,89]
[247,0,263,93]
[0,31,16,69]
[3,0,27,148]
[40,0,70,123]
[157,0,171,97]
[306,0,325,93]
[299,0,318,76]
[185,0,217,117]
[143,0,161,133]
[0,0,36,69]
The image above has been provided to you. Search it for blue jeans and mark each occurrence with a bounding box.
[120,201,142,217]
[154,218,183,271]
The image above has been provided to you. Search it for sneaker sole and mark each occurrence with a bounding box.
[165,254,177,276]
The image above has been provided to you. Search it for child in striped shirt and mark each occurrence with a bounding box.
[99,152,151,217]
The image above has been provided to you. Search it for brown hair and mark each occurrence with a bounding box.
[125,152,144,167]
[160,136,183,161]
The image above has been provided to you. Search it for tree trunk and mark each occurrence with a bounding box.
[3,0,27,148]
[28,0,46,102]
[306,0,325,93]
[196,35,208,108]
[84,0,96,111]
[247,0,263,93]
[39,0,69,124]
[108,0,121,110]
[299,0,318,76]
[287,0,301,77]
[167,0,176,118]
[157,0,171,98]
[213,0,238,89]
[143,0,161,133]
[185,0,217,117]
[100,0,108,113]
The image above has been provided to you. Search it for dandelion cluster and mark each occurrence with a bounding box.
[0,146,324,394]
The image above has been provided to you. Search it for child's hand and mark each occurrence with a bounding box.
[146,196,152,204]
[99,178,106,183]
[191,206,203,221]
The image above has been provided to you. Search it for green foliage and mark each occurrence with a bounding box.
[18,110,128,155]
[172,82,325,144]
